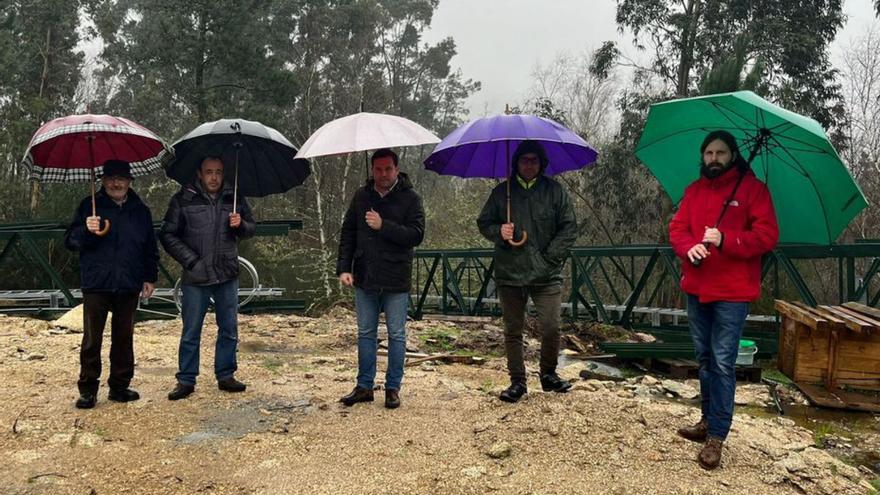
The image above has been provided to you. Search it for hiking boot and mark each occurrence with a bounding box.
[340,386,374,406]
[168,383,195,401]
[677,418,709,443]
[108,388,140,403]
[218,376,247,393]
[540,373,572,393]
[698,436,724,470]
[499,381,527,403]
[75,393,97,409]
[385,389,401,409]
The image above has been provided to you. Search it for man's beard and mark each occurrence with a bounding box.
[701,161,734,179]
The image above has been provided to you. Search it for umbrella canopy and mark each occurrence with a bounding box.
[294,112,440,159]
[22,114,172,182]
[636,90,867,244]
[424,113,598,247]
[423,114,598,178]
[167,118,310,198]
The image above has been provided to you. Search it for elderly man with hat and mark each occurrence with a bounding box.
[476,140,578,403]
[64,159,159,409]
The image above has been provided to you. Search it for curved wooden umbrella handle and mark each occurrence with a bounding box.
[507,229,527,247]
[94,219,111,237]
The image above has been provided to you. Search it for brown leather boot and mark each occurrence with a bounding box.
[677,418,708,443]
[698,436,724,470]
[339,386,374,406]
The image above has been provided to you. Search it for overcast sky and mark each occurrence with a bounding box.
[423,0,880,117]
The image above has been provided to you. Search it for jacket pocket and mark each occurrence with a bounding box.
[216,253,240,281]
[379,251,413,288]
[185,205,213,231]
[186,258,210,284]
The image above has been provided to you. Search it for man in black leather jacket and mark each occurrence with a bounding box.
[159,156,256,400]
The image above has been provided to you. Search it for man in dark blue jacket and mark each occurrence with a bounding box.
[64,159,159,409]
[160,156,256,401]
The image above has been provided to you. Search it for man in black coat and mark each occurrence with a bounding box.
[336,148,425,409]
[159,156,256,401]
[64,159,159,409]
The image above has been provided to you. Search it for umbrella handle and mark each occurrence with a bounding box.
[89,142,110,237]
[95,219,111,237]
[507,230,527,247]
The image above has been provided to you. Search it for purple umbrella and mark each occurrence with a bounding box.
[424,114,598,177]
[424,113,598,245]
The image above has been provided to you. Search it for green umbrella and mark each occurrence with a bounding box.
[636,90,867,244]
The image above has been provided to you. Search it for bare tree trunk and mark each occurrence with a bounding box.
[31,26,53,215]
[676,0,702,97]
[195,11,208,122]
[311,160,333,298]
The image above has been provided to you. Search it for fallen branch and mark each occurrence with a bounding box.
[28,473,66,483]
[377,350,430,359]
[12,408,27,435]
[405,354,452,367]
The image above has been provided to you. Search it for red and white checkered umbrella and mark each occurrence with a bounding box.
[21,114,172,236]
[22,114,172,182]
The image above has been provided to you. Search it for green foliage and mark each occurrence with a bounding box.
[419,325,460,353]
[608,0,846,143]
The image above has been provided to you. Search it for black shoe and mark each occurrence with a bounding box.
[499,381,528,403]
[339,386,374,406]
[168,383,195,401]
[540,373,572,393]
[218,376,247,393]
[108,388,140,402]
[385,389,401,409]
[75,393,96,409]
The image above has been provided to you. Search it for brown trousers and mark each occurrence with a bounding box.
[78,292,139,395]
[498,283,562,382]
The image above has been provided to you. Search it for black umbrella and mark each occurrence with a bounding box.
[166,119,310,209]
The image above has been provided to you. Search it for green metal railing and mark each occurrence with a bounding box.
[410,243,880,328]
[0,220,303,312]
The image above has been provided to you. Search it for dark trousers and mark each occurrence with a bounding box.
[78,291,139,395]
[498,283,562,382]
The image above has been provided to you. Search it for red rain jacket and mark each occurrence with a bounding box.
[669,168,779,303]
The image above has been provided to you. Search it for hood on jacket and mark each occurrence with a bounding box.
[510,139,549,178]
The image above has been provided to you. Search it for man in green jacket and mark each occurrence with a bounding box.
[477,140,578,403]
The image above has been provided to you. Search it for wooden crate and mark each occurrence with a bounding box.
[775,300,880,391]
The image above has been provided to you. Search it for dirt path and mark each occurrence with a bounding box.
[0,312,874,494]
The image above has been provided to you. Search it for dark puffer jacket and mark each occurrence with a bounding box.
[64,188,159,293]
[477,175,578,286]
[159,182,256,286]
[336,173,425,292]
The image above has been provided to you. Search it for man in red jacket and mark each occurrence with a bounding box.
[669,130,779,470]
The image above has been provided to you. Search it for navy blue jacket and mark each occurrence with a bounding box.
[64,188,159,293]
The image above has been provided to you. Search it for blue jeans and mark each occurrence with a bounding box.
[354,288,409,391]
[176,279,239,386]
[687,294,749,440]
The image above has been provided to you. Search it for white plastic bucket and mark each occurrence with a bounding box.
[736,343,758,366]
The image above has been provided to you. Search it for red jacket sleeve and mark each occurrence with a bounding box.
[720,181,779,259]
[669,186,701,260]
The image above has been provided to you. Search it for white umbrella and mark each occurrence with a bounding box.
[294,112,440,159]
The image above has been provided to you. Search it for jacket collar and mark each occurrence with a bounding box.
[697,165,750,188]
[96,187,143,209]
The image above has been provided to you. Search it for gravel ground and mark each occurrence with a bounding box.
[0,311,874,495]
